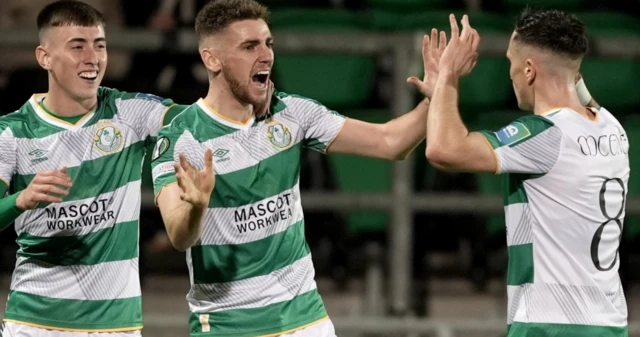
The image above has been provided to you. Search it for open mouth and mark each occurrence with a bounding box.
[251,70,270,87]
[79,71,98,81]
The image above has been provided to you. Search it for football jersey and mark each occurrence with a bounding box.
[152,91,346,337]
[0,88,184,331]
[480,107,629,336]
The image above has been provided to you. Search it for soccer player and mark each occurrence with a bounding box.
[426,10,628,337]
[151,0,442,335]
[0,1,189,336]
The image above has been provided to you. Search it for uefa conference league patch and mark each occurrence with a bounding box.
[495,122,532,146]
[152,136,170,161]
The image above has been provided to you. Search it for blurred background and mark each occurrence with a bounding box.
[0,0,640,336]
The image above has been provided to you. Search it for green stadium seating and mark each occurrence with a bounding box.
[500,0,586,13]
[328,109,391,233]
[623,116,640,239]
[575,12,640,37]
[270,9,377,110]
[363,0,449,13]
[580,59,640,114]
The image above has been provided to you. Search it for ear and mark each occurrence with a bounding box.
[35,45,52,71]
[200,48,222,74]
[524,58,536,86]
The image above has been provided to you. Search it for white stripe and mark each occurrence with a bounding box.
[199,183,303,246]
[11,257,141,300]
[197,100,255,130]
[188,254,316,313]
[16,180,141,237]
[505,203,533,246]
[15,118,143,175]
[29,95,96,130]
[0,127,16,184]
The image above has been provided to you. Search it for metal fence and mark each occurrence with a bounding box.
[1,28,639,336]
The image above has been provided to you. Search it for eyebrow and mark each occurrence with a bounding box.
[240,37,274,46]
[68,37,106,44]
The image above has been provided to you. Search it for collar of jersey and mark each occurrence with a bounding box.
[197,99,254,130]
[29,94,96,130]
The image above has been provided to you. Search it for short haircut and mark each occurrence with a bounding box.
[37,0,105,39]
[514,8,588,59]
[195,0,269,42]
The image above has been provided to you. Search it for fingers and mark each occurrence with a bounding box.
[406,76,428,95]
[179,153,193,172]
[32,192,63,204]
[34,184,70,197]
[204,148,213,173]
[430,28,438,52]
[449,13,459,40]
[460,14,471,41]
[422,34,430,67]
[470,28,480,53]
[439,30,447,52]
[34,175,73,188]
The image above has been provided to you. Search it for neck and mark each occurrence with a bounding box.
[532,76,589,118]
[203,80,254,124]
[45,82,97,117]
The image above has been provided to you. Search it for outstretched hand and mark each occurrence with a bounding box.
[174,149,215,208]
[407,28,447,99]
[438,14,480,78]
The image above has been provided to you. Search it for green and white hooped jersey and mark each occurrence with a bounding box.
[480,107,630,337]
[152,91,346,337]
[0,87,184,332]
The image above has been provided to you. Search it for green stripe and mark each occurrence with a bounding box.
[16,220,138,266]
[507,243,533,285]
[191,220,308,284]
[189,289,327,337]
[504,174,529,205]
[210,143,301,208]
[4,290,142,331]
[508,322,627,337]
[11,141,145,202]
[479,130,501,149]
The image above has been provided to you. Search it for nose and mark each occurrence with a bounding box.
[83,46,98,66]
[258,44,273,66]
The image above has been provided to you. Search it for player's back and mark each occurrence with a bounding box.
[506,107,629,336]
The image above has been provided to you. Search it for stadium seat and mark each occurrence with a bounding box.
[328,109,391,233]
[575,12,640,37]
[270,9,377,110]
[499,0,586,13]
[622,116,640,239]
[580,59,640,114]
[363,0,449,13]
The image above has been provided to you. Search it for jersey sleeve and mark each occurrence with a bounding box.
[0,124,17,187]
[284,95,346,153]
[116,92,186,141]
[151,125,202,201]
[478,115,563,174]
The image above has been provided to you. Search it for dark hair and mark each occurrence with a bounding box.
[514,8,588,59]
[195,0,269,42]
[37,0,105,37]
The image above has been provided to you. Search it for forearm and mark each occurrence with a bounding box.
[425,71,469,162]
[382,98,430,160]
[0,192,24,231]
[162,201,207,251]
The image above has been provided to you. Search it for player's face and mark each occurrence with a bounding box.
[40,25,107,102]
[220,19,273,107]
[507,32,533,111]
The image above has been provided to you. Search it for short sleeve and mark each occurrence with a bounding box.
[281,95,346,153]
[0,125,17,187]
[115,92,183,141]
[478,115,562,175]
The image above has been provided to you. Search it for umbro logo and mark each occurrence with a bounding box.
[28,149,48,164]
[213,149,230,163]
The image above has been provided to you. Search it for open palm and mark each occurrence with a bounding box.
[407,28,447,99]
[175,149,215,208]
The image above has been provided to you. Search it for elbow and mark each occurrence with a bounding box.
[167,231,194,252]
[425,145,455,171]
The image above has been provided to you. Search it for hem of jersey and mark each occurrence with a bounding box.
[3,318,143,333]
[322,117,348,154]
[190,312,329,337]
